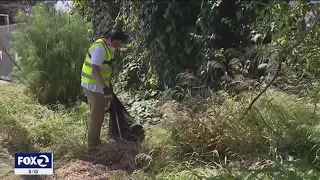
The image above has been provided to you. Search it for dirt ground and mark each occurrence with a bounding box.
[0,147,16,180]
[50,142,144,180]
[51,160,129,180]
[0,140,147,180]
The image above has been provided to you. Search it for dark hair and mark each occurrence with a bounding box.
[110,30,128,43]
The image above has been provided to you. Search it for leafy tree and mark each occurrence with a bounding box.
[111,0,271,91]
[71,0,121,38]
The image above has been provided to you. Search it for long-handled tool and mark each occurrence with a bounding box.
[113,99,123,141]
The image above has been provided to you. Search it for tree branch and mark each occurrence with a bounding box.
[239,12,320,120]
[0,38,33,89]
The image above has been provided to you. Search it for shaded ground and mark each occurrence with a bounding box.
[0,142,17,180]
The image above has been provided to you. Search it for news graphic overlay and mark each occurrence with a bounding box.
[14,152,53,175]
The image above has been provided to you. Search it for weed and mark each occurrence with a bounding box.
[2,84,320,179]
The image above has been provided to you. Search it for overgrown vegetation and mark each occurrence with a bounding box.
[11,3,92,105]
[2,84,320,179]
[1,0,320,179]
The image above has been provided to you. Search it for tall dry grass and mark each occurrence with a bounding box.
[1,83,320,179]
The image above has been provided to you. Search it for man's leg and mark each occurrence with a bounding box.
[83,88,107,150]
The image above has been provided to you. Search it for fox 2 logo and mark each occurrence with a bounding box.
[15,153,53,168]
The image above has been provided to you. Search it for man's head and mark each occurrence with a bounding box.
[104,30,128,52]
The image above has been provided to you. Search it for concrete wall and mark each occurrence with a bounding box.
[0,23,24,77]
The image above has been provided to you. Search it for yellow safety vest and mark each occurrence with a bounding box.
[81,38,113,87]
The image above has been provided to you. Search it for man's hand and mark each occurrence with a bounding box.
[103,86,112,99]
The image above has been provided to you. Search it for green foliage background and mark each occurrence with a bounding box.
[10,0,320,105]
[71,0,319,98]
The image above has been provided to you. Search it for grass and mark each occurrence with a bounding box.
[0,83,87,157]
[1,83,320,179]
[162,90,320,160]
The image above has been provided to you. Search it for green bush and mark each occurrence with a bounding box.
[11,3,92,105]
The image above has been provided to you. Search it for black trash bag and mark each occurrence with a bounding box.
[108,92,145,142]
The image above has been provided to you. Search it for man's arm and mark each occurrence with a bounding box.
[90,46,108,88]
[92,65,107,88]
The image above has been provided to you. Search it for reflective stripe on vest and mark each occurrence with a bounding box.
[81,39,113,86]
[83,61,111,72]
[81,71,110,81]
